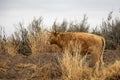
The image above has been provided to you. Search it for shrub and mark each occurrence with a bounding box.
[0,26,7,54]
[100,12,120,49]
[52,15,89,32]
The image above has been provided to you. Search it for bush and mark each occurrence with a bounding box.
[67,15,89,32]
[52,15,89,32]
[0,26,7,54]
[100,12,120,49]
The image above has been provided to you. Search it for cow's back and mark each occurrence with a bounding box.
[75,32,103,47]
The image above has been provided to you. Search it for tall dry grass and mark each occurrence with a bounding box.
[0,26,7,54]
[59,51,92,80]
[6,35,19,56]
[4,18,49,56]
[59,41,92,80]
[59,53,120,80]
[59,42,120,80]
[28,31,47,54]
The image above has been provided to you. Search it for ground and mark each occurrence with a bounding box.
[0,50,120,80]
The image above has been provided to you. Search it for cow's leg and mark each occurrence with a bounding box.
[88,47,101,74]
[92,54,100,76]
[88,47,99,67]
[92,53,100,71]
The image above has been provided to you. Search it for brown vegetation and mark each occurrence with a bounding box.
[0,13,120,80]
[47,31,105,73]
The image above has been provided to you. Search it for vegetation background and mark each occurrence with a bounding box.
[0,12,120,80]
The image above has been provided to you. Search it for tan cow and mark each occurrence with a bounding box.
[47,31,105,72]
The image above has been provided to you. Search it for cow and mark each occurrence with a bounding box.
[47,30,105,72]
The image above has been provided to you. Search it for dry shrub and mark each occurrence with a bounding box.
[59,51,120,80]
[0,40,6,54]
[59,50,93,80]
[27,17,52,54]
[0,26,6,54]
[6,23,32,56]
[59,41,92,80]
[5,18,48,55]
[28,31,61,54]
[59,41,120,80]
[103,61,120,80]
[6,36,18,56]
[100,12,120,50]
[28,32,48,54]
[60,52,120,80]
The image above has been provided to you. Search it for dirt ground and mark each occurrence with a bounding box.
[0,50,120,80]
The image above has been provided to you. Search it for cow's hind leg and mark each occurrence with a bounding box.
[89,47,101,75]
[92,53,100,73]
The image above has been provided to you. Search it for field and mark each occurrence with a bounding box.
[0,47,120,80]
[0,15,120,80]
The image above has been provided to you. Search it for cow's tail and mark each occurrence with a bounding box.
[101,37,105,54]
[100,37,105,66]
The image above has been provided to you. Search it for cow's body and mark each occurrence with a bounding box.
[47,31,105,71]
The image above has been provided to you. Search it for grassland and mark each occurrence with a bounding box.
[0,31,120,80]
[0,15,120,80]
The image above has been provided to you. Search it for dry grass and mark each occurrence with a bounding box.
[59,51,92,80]
[0,30,120,80]
[103,61,120,80]
[6,36,18,56]
[58,41,120,80]
[59,50,120,80]
[0,34,119,80]
[0,18,120,79]
[28,32,47,54]
[0,46,120,80]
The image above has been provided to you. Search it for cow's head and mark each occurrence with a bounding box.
[47,30,63,45]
